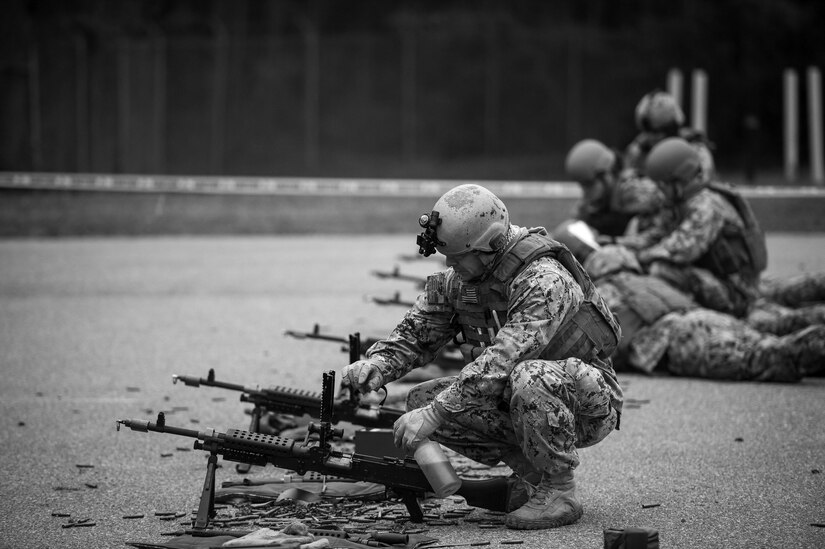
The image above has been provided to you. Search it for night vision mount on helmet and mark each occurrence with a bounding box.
[417,211,445,257]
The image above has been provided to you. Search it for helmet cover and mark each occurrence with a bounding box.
[565,139,617,184]
[635,90,685,133]
[645,137,701,185]
[419,184,510,256]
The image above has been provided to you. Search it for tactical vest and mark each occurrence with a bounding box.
[428,232,621,362]
[605,272,695,342]
[684,182,767,282]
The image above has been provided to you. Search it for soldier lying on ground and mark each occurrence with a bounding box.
[340,184,623,530]
[552,225,825,381]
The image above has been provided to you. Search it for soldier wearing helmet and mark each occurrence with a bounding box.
[341,184,623,530]
[565,138,668,238]
[625,137,767,318]
[624,89,716,183]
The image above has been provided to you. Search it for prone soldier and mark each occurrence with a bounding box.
[552,226,825,381]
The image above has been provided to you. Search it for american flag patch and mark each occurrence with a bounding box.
[426,274,447,304]
[461,285,479,304]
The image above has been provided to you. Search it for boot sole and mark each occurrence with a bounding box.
[504,506,583,530]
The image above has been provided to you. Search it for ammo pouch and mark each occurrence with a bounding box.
[543,299,619,361]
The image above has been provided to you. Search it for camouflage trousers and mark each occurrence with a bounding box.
[746,298,825,336]
[406,358,620,476]
[656,310,825,380]
[759,272,825,308]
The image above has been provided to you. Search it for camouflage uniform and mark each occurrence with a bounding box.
[759,272,825,308]
[625,188,761,317]
[594,270,825,380]
[628,309,825,380]
[746,298,825,336]
[748,272,825,334]
[575,169,664,238]
[367,227,623,477]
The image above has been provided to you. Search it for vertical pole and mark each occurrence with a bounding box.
[807,66,824,185]
[666,68,683,109]
[783,68,798,183]
[690,69,708,133]
[28,43,43,170]
[303,20,320,171]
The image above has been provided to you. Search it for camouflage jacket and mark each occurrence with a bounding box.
[635,188,744,266]
[366,228,621,416]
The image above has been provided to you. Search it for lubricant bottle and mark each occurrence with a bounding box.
[414,438,462,498]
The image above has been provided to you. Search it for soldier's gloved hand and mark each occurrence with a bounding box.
[341,359,385,393]
[393,404,446,453]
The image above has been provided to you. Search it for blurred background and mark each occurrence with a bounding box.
[1,0,824,235]
[2,0,824,180]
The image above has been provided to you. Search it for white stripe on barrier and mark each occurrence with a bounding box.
[1,172,824,199]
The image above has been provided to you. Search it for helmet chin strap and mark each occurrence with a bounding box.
[476,224,517,281]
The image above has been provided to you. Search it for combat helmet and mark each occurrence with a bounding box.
[417,184,510,257]
[645,137,702,185]
[565,139,617,185]
[635,90,685,134]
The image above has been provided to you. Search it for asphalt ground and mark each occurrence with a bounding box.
[0,233,823,549]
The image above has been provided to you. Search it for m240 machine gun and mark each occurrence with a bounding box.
[117,370,511,528]
[174,333,404,473]
[284,328,465,373]
[283,326,382,356]
[370,266,426,289]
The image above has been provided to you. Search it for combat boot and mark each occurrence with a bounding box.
[505,471,542,512]
[505,471,583,530]
[500,451,542,512]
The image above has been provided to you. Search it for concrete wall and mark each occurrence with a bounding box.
[2,186,824,237]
